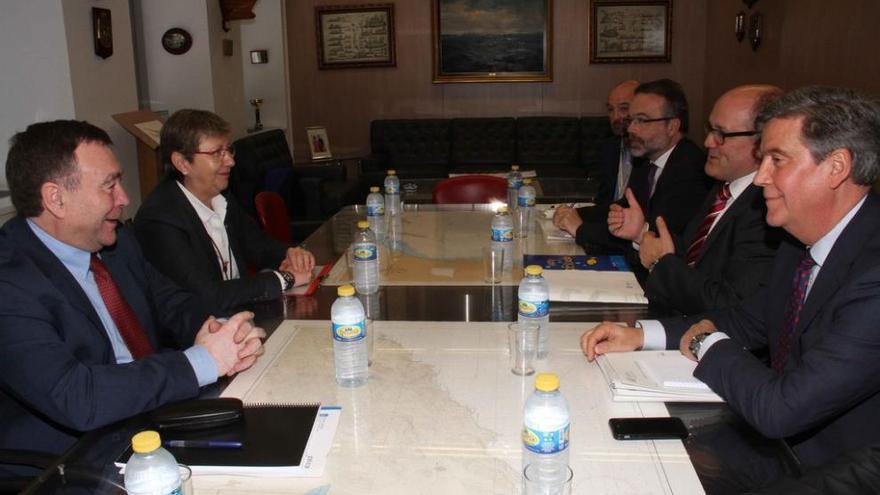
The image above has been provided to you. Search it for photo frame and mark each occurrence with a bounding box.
[590,1,672,64]
[306,127,332,160]
[250,50,268,64]
[432,0,552,83]
[315,4,396,69]
[92,7,113,59]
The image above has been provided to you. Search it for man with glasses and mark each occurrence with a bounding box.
[0,119,265,465]
[135,109,315,311]
[582,86,880,467]
[636,85,785,314]
[605,79,713,253]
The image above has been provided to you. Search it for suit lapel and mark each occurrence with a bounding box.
[695,184,758,263]
[6,217,108,343]
[796,195,880,335]
[169,182,227,278]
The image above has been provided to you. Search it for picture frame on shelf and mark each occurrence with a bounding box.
[315,4,396,69]
[589,1,672,64]
[92,7,113,59]
[432,0,552,83]
[306,127,332,160]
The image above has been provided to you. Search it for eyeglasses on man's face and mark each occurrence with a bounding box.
[192,145,235,160]
[704,123,758,145]
[626,115,675,127]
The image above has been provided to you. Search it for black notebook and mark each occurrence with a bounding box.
[118,403,320,472]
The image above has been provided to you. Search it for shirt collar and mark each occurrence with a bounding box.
[176,181,228,226]
[26,218,92,282]
[651,144,675,172]
[809,194,867,268]
[727,171,756,202]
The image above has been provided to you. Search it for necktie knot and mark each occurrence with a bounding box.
[719,183,731,202]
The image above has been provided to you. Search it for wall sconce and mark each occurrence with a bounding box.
[250,50,268,64]
[735,11,746,42]
[749,12,763,51]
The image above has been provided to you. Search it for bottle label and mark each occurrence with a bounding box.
[522,424,570,455]
[508,177,523,189]
[170,489,183,495]
[332,320,366,342]
[385,184,399,194]
[518,195,536,207]
[367,204,385,216]
[491,227,513,242]
[518,299,549,318]
[353,243,377,262]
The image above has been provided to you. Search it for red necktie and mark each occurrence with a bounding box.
[685,184,731,266]
[771,251,816,373]
[90,254,154,359]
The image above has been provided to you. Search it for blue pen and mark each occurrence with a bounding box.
[164,440,243,449]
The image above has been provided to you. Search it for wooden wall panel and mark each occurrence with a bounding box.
[288,0,707,161]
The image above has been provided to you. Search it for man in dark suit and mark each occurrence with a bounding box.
[637,85,785,315]
[556,79,712,253]
[0,120,265,462]
[582,86,880,467]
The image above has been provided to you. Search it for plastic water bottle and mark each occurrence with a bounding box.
[331,284,369,387]
[384,169,401,216]
[522,373,570,471]
[124,430,182,495]
[491,206,514,270]
[366,186,386,237]
[507,164,523,208]
[518,265,550,359]
[517,178,537,236]
[352,220,379,294]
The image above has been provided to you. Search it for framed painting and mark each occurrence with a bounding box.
[590,1,672,64]
[306,127,332,160]
[432,0,553,83]
[315,4,396,69]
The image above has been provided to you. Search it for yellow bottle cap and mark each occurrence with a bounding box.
[511,164,520,171]
[131,430,161,453]
[523,178,532,185]
[357,220,370,229]
[535,373,560,392]
[338,284,355,296]
[498,206,509,213]
[370,186,380,193]
[525,265,543,276]
[387,169,397,175]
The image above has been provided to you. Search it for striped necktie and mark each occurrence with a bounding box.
[772,251,817,373]
[685,184,731,266]
[90,254,155,359]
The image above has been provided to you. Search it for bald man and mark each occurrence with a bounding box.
[637,85,786,315]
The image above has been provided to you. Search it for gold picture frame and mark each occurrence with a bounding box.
[432,0,553,83]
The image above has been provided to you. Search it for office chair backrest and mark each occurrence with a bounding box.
[432,175,508,204]
[254,191,292,242]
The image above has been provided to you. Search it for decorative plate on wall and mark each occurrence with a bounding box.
[161,28,192,55]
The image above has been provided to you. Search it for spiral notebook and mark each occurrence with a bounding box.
[117,403,332,475]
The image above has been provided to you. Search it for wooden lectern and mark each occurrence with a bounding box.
[113,111,164,199]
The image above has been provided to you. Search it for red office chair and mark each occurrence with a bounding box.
[254,191,292,242]
[432,175,508,204]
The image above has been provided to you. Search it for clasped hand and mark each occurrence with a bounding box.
[196,311,266,377]
[552,206,582,236]
[279,247,316,287]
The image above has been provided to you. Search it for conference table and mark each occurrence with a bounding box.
[23,204,799,494]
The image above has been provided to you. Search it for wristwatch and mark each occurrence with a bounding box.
[279,271,295,291]
[688,332,713,360]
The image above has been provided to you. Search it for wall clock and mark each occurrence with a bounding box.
[162,28,192,55]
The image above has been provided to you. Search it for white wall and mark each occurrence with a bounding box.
[239,0,290,140]
[62,0,141,214]
[207,0,247,137]
[0,1,76,215]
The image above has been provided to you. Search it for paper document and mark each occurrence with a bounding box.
[542,270,648,304]
[596,351,723,402]
[134,120,163,145]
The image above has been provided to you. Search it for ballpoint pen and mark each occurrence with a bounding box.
[164,440,243,449]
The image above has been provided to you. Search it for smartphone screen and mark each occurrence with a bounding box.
[608,417,689,440]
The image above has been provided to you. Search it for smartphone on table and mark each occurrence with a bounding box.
[608,417,689,440]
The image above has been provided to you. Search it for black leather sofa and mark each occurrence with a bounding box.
[360,116,613,185]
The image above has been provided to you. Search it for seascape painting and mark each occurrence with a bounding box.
[433,0,552,83]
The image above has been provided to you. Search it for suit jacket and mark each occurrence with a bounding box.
[0,218,207,455]
[575,137,712,251]
[646,183,784,315]
[593,137,627,209]
[662,193,880,467]
[134,180,290,311]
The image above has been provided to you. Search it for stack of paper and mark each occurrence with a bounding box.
[542,270,648,304]
[596,350,724,402]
